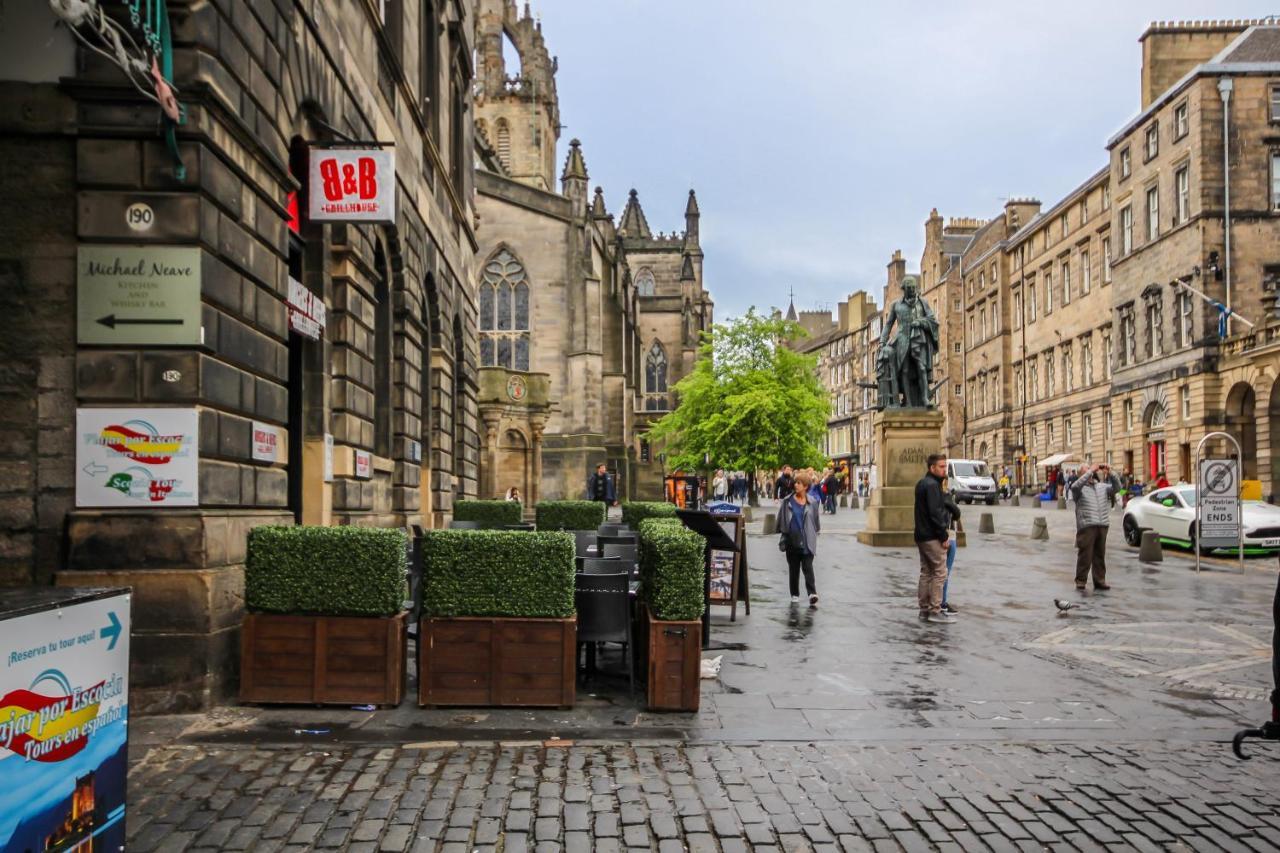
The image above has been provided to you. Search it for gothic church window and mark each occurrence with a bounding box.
[496,119,511,171]
[645,342,668,410]
[635,269,656,297]
[480,249,531,370]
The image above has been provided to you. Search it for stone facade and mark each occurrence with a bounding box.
[471,0,712,504]
[0,0,481,711]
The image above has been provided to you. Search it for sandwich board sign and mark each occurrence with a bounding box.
[1198,457,1240,549]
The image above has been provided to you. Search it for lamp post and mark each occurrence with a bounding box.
[1218,77,1234,336]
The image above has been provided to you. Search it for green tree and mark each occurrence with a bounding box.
[646,308,829,505]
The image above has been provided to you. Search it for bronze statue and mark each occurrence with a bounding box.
[879,275,939,409]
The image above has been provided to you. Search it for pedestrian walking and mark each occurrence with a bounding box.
[586,463,617,510]
[777,472,821,606]
[823,470,839,514]
[939,478,961,615]
[712,469,727,501]
[775,466,794,500]
[1070,462,1119,591]
[915,453,954,624]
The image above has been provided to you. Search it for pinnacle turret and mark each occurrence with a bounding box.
[618,189,652,239]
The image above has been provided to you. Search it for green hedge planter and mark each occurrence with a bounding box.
[246,525,407,616]
[621,501,678,527]
[638,520,705,622]
[454,499,523,528]
[421,530,575,618]
[535,500,606,532]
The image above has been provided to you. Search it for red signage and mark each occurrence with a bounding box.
[287,276,326,340]
[308,148,395,223]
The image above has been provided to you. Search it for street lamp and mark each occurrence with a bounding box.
[1218,77,1234,336]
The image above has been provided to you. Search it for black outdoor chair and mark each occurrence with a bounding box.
[598,522,630,537]
[447,520,481,529]
[597,533,636,548]
[574,570,634,694]
[580,557,623,574]
[572,530,599,557]
[502,522,535,531]
[601,543,638,576]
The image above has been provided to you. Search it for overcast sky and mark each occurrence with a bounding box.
[533,1,1272,320]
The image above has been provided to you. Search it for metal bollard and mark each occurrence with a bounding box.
[1032,497,1042,508]
[978,513,995,534]
[839,494,847,507]
[763,513,776,534]
[848,495,860,509]
[1030,517,1049,540]
[1057,496,1068,510]
[1011,494,1021,507]
[1139,530,1164,562]
[742,506,753,523]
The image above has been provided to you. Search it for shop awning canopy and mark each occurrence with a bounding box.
[1039,452,1076,468]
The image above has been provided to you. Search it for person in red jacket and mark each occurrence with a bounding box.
[1154,471,1170,489]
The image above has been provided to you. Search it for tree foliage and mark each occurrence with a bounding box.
[646,308,829,476]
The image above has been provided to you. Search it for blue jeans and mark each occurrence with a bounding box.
[941,538,957,606]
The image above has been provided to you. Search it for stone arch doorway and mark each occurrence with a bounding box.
[1142,400,1169,480]
[1225,381,1258,480]
[496,429,530,503]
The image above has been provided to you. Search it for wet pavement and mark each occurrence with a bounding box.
[125,501,1280,850]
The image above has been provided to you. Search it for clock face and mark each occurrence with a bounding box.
[507,375,527,402]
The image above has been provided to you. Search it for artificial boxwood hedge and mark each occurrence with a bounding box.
[421,530,575,618]
[621,501,678,527]
[638,519,705,622]
[453,499,523,528]
[246,525,407,616]
[535,500,606,531]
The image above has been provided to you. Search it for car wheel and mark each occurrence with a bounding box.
[1122,515,1142,546]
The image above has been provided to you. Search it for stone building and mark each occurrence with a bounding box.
[471,0,712,503]
[0,0,480,710]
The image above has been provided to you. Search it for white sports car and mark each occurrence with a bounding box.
[1121,485,1280,553]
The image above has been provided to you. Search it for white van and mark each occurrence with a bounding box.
[947,459,998,505]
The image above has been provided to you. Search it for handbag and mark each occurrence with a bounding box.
[778,499,807,551]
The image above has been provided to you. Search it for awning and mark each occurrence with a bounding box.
[1039,452,1075,468]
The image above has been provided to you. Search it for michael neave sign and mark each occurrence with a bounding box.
[1194,431,1244,573]
[76,245,202,345]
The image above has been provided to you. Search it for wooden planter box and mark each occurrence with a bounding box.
[644,608,702,712]
[240,612,407,706]
[419,616,575,708]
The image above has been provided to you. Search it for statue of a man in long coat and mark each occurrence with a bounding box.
[879,276,939,408]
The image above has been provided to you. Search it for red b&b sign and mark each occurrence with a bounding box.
[308,148,396,223]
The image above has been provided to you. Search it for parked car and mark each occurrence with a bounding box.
[947,459,999,505]
[1121,485,1280,553]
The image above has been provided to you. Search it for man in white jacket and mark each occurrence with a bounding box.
[1070,463,1120,591]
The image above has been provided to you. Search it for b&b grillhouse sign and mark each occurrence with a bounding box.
[308,148,395,223]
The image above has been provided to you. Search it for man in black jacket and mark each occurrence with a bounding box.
[914,453,954,624]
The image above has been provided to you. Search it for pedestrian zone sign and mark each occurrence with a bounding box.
[1198,457,1240,548]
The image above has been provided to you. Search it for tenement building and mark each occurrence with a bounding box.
[0,0,480,710]
[472,0,712,502]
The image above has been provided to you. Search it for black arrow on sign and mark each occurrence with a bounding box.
[97,315,184,329]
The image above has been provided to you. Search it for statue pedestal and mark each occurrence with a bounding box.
[856,409,965,548]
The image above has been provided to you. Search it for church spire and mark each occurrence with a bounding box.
[591,186,608,217]
[785,287,798,322]
[683,189,700,251]
[618,188,652,239]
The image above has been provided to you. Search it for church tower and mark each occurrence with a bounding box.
[475,0,560,190]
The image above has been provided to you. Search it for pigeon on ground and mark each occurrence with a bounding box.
[1054,598,1089,612]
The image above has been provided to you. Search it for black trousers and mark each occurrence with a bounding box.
[1271,571,1279,718]
[785,546,816,597]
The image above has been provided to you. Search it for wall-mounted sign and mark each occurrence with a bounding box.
[354,449,372,480]
[0,589,131,852]
[251,422,281,463]
[507,375,528,402]
[323,434,334,483]
[75,408,198,507]
[308,148,395,223]
[77,246,202,346]
[287,277,326,340]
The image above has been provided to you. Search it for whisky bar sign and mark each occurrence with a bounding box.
[308,148,395,223]
[77,246,202,345]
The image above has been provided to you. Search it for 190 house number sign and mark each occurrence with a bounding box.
[308,148,396,223]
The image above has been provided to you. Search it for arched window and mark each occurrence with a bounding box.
[635,269,656,297]
[495,119,511,171]
[479,249,530,370]
[645,342,668,410]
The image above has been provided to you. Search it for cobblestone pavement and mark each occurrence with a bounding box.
[128,739,1280,852]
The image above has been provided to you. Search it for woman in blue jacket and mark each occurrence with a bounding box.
[778,472,822,607]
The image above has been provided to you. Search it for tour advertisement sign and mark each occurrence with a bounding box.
[308,148,395,223]
[0,591,131,852]
[76,245,202,346]
[76,408,199,507]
